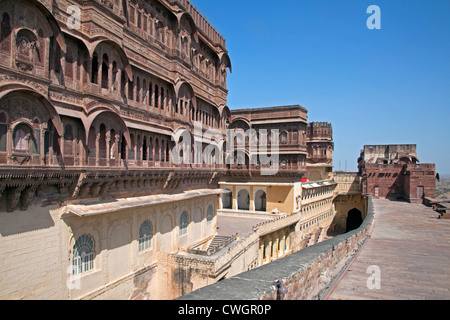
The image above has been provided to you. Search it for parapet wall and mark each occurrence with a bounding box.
[178,196,374,300]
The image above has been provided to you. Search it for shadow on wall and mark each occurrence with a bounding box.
[0,201,56,236]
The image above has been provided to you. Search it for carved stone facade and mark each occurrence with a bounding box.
[306,122,334,181]
[0,0,232,300]
[358,144,436,202]
[0,0,231,206]
[0,0,341,300]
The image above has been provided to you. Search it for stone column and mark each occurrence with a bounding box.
[272,234,279,260]
[259,242,264,267]
[279,233,286,257]
[250,186,254,212]
[286,230,291,252]
[40,125,46,165]
[155,84,160,109]
[146,135,151,165]
[232,185,237,210]
[95,132,100,166]
[105,131,111,166]
[265,239,272,264]
[114,134,120,166]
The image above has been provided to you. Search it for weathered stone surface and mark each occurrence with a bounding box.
[327,199,450,300]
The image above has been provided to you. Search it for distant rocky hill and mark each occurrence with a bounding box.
[436,174,450,199]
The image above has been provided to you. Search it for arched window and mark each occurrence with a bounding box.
[65,48,74,80]
[91,52,99,84]
[255,190,267,212]
[128,77,134,100]
[238,189,250,210]
[148,81,153,107]
[0,112,7,152]
[180,211,188,236]
[101,54,109,89]
[154,84,159,108]
[128,133,135,160]
[222,190,232,209]
[136,77,141,103]
[13,125,32,153]
[142,79,147,104]
[280,131,288,144]
[137,11,142,29]
[72,234,95,276]
[0,12,11,52]
[64,124,74,156]
[142,137,148,161]
[207,205,213,224]
[160,139,165,162]
[165,143,170,163]
[136,135,141,160]
[154,138,160,161]
[139,221,152,252]
[120,134,127,160]
[88,127,96,159]
[120,72,126,98]
[148,137,153,161]
[99,124,107,159]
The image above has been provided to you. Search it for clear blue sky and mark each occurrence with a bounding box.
[191,0,450,174]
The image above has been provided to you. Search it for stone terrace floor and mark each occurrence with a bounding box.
[327,199,450,300]
[216,214,274,237]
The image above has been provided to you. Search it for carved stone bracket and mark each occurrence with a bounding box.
[7,186,26,212]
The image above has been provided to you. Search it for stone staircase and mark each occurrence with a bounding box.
[206,235,234,253]
[189,234,236,256]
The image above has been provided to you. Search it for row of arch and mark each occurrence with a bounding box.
[259,228,292,266]
[221,188,267,212]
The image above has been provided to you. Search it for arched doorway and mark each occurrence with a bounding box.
[222,190,232,209]
[238,189,250,210]
[346,208,363,232]
[254,190,267,212]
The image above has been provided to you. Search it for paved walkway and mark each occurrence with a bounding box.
[217,214,273,237]
[327,199,450,300]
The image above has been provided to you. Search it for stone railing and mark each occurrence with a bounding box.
[212,232,260,275]
[252,212,301,236]
[177,196,375,300]
[175,210,303,277]
[188,234,237,256]
[168,0,226,48]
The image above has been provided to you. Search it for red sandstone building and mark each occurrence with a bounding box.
[358,144,437,203]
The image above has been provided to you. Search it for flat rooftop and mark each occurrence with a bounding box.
[217,213,274,237]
